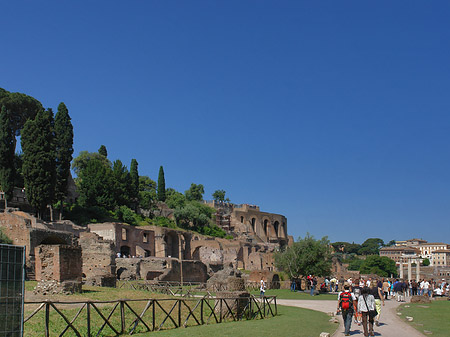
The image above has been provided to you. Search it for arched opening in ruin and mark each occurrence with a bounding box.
[39,235,68,245]
[240,216,244,223]
[263,219,268,236]
[251,218,256,232]
[120,245,130,257]
[273,221,279,237]
[117,267,126,280]
[192,247,201,261]
[144,250,151,257]
[164,232,179,259]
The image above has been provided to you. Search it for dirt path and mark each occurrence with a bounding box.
[277,298,424,337]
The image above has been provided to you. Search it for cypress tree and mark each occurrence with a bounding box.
[98,145,108,157]
[157,166,166,202]
[21,108,56,218]
[0,106,15,202]
[130,159,139,208]
[54,102,74,218]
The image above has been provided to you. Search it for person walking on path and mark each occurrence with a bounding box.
[358,287,376,337]
[370,279,385,326]
[337,284,357,336]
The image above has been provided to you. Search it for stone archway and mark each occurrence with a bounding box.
[164,232,179,258]
[273,221,279,237]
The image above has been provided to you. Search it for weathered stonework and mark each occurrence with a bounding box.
[116,257,208,283]
[34,244,82,282]
[80,231,116,287]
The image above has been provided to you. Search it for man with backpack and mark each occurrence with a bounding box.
[337,284,357,336]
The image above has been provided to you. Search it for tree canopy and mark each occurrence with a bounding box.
[0,87,44,141]
[274,234,332,279]
[359,255,397,277]
[0,106,15,200]
[212,189,230,203]
[54,102,74,214]
[157,166,166,202]
[185,183,204,201]
[21,109,56,218]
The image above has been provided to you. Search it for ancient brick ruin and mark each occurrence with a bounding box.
[0,201,293,289]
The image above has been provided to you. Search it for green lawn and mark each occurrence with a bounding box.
[137,305,336,337]
[251,289,337,300]
[398,299,450,337]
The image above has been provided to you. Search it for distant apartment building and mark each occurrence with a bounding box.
[431,249,450,267]
[395,238,427,246]
[379,246,420,263]
[418,243,450,262]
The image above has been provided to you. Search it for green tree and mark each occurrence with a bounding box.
[185,183,204,201]
[0,106,15,202]
[422,258,430,266]
[359,238,385,255]
[14,153,24,188]
[157,166,166,202]
[130,159,139,208]
[72,151,111,176]
[0,88,44,148]
[21,109,56,218]
[111,159,132,207]
[360,255,397,277]
[77,158,114,209]
[138,175,157,210]
[165,188,186,209]
[274,234,332,279]
[98,145,108,157]
[54,102,74,218]
[174,201,215,229]
[212,189,230,203]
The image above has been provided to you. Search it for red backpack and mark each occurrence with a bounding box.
[340,291,353,310]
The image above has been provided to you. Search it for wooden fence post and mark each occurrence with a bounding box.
[120,300,126,333]
[178,300,182,328]
[200,299,204,324]
[45,301,50,337]
[87,302,91,337]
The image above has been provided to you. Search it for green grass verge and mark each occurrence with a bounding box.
[398,299,450,337]
[250,289,337,300]
[136,305,336,337]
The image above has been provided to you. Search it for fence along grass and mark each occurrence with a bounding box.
[24,295,277,336]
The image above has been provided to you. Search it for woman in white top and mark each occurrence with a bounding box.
[358,287,376,337]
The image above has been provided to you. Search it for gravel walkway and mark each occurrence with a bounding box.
[277,298,425,337]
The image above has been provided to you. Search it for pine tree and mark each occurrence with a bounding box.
[54,102,74,218]
[157,166,166,202]
[21,108,56,218]
[130,159,139,209]
[0,106,15,202]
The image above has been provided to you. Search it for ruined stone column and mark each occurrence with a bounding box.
[399,262,404,279]
[416,259,420,280]
[408,258,412,281]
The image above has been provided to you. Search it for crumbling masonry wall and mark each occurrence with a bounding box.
[34,245,82,282]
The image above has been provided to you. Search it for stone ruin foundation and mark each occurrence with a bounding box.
[34,244,82,295]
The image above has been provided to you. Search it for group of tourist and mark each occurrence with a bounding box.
[336,278,385,337]
[335,276,449,336]
[381,278,450,300]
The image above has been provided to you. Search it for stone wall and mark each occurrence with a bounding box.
[35,245,82,282]
[80,232,116,286]
[116,257,208,283]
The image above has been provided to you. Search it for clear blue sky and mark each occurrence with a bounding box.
[2,1,450,244]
